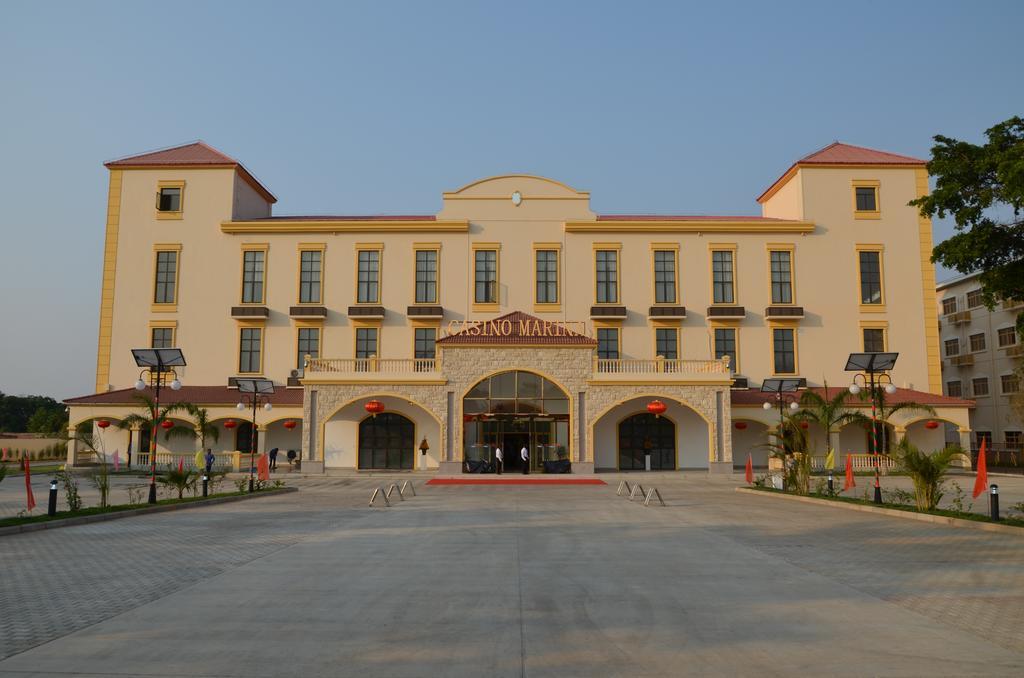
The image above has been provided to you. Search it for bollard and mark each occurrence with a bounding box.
[48,479,58,516]
[990,484,1000,522]
[202,475,209,498]
[827,471,834,494]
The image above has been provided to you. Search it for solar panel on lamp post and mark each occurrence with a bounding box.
[845,352,898,504]
[234,378,275,493]
[131,348,186,504]
[760,379,803,472]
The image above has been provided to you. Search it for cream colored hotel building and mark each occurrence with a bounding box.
[65,141,974,474]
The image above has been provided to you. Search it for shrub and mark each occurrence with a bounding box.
[157,464,198,500]
[54,469,82,511]
[893,439,957,511]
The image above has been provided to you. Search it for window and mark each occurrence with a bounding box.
[299,250,322,304]
[595,250,618,303]
[941,297,957,315]
[772,327,796,374]
[863,328,885,352]
[653,250,676,304]
[415,250,438,304]
[976,431,992,447]
[655,327,678,360]
[858,250,882,305]
[357,250,380,304]
[156,185,182,213]
[151,327,173,349]
[535,250,558,304]
[944,338,959,357]
[153,251,178,304]
[297,327,319,370]
[597,328,619,359]
[946,380,962,398]
[855,186,877,212]
[714,327,737,372]
[1001,373,1020,394]
[769,250,793,304]
[1007,431,1023,450]
[414,327,436,360]
[998,327,1018,347]
[712,250,735,304]
[355,327,378,359]
[972,377,990,397]
[474,249,497,304]
[966,289,984,308]
[969,333,986,352]
[238,327,262,373]
[241,250,265,304]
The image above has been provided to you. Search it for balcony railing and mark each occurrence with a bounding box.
[592,358,731,381]
[304,357,441,380]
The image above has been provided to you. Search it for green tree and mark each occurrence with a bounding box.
[26,407,66,435]
[911,116,1024,332]
[116,394,191,462]
[798,383,869,461]
[0,393,66,433]
[164,404,220,452]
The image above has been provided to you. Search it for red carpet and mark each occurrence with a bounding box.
[427,478,607,486]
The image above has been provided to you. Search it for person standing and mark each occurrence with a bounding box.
[269,447,279,472]
[521,445,530,474]
[204,449,215,475]
[494,446,503,474]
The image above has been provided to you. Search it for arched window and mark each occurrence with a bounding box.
[359,412,415,469]
[618,413,675,470]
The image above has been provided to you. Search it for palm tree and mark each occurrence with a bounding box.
[861,388,935,455]
[116,394,191,464]
[164,403,219,453]
[893,438,959,510]
[798,383,869,464]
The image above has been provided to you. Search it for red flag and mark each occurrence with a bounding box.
[843,454,856,491]
[1,447,7,461]
[24,458,36,512]
[177,457,184,473]
[257,453,270,481]
[744,453,753,484]
[972,439,988,499]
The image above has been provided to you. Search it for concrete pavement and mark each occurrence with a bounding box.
[1,474,1023,676]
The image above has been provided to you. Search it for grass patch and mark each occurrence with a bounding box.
[747,485,1024,528]
[0,489,283,528]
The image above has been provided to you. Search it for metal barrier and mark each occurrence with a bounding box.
[401,480,416,497]
[369,487,390,507]
[616,480,664,507]
[370,481,417,507]
[385,483,404,501]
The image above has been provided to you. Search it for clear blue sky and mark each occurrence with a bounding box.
[1,0,1021,399]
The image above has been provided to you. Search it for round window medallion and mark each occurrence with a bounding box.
[511,191,522,206]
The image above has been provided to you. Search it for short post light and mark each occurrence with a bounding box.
[48,478,58,516]
[990,484,1000,522]
[202,474,209,498]
[845,352,899,505]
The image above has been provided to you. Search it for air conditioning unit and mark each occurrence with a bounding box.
[951,354,975,367]
[1006,344,1023,358]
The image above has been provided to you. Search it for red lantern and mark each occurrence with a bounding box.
[646,400,667,418]
[97,420,111,429]
[283,420,297,430]
[160,420,174,430]
[735,421,748,430]
[925,420,939,430]
[224,419,238,430]
[365,400,385,417]
[800,421,810,430]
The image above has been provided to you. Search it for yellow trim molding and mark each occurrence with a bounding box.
[221,219,469,233]
[566,219,814,233]
[915,168,943,393]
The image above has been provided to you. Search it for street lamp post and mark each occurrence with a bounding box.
[234,378,275,493]
[845,352,899,505]
[132,348,186,504]
[761,378,802,485]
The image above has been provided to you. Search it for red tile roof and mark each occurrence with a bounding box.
[758,142,926,203]
[437,311,597,346]
[104,141,277,204]
[597,215,787,222]
[731,386,972,408]
[64,386,303,407]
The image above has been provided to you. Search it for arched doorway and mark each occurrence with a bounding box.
[462,370,570,473]
[359,413,415,470]
[618,413,676,470]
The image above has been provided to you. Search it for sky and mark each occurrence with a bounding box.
[1,0,1021,400]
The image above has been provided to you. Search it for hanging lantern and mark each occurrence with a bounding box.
[160,420,174,430]
[646,400,667,418]
[224,419,238,430]
[925,420,939,430]
[283,420,297,430]
[735,421,748,430]
[799,421,810,430]
[365,400,385,417]
[97,420,111,429]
